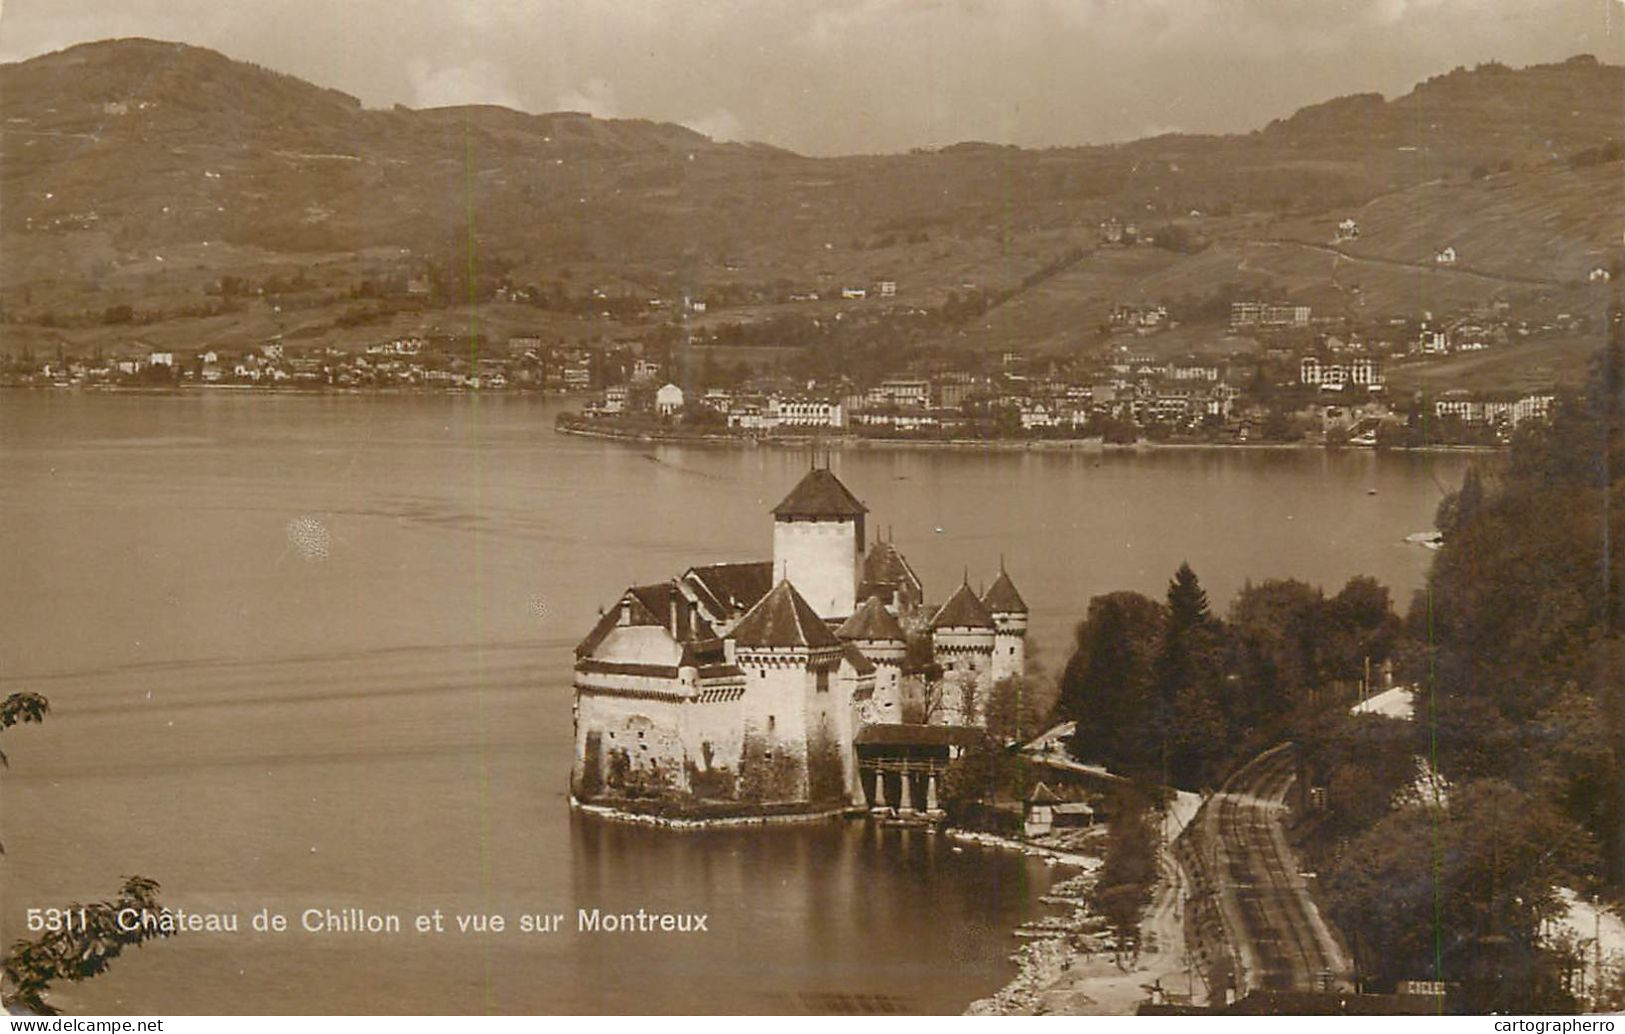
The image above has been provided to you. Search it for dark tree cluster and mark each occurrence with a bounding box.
[1055,563,1401,789]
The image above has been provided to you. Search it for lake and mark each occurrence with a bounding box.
[0,392,1473,1014]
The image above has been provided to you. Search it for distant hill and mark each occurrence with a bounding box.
[1,38,1619,367]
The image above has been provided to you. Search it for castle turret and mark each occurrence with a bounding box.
[837,595,908,720]
[771,467,866,622]
[728,578,849,804]
[929,580,996,726]
[982,566,1028,685]
[859,537,924,617]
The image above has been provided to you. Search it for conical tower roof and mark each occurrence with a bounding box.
[983,568,1028,615]
[930,580,995,630]
[772,467,867,520]
[730,579,841,649]
[836,595,906,642]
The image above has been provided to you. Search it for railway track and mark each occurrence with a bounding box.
[1196,743,1353,995]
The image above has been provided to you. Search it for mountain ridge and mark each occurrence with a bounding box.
[1,38,1619,367]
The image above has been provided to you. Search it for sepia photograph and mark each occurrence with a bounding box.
[0,0,1622,1022]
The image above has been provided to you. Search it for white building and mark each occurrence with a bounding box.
[770,397,846,429]
[655,383,685,416]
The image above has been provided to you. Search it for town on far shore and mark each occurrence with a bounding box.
[3,214,1606,449]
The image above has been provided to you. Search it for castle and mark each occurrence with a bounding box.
[569,465,1028,814]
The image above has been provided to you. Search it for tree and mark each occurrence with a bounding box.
[1092,786,1159,967]
[1325,779,1591,1010]
[1435,465,1487,538]
[1149,564,1235,788]
[1227,578,1326,719]
[985,675,1044,745]
[938,740,1030,819]
[1322,576,1402,685]
[1165,562,1211,633]
[3,878,178,1015]
[1059,592,1165,778]
[0,693,175,1014]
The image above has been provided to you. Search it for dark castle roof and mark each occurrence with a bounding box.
[930,581,995,630]
[982,569,1028,614]
[772,468,867,520]
[854,723,989,748]
[862,539,922,594]
[730,579,841,649]
[574,581,719,659]
[837,596,906,642]
[683,561,774,617]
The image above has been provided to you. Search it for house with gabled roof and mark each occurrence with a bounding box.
[569,464,1027,818]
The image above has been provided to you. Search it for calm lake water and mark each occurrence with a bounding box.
[0,392,1473,1014]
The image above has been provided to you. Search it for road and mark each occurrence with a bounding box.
[1195,743,1353,995]
[1242,237,1560,288]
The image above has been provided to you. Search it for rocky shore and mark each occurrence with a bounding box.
[964,871,1107,1015]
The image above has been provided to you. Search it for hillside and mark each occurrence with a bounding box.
[1,39,1620,371]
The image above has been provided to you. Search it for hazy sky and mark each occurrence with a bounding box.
[2,0,1621,154]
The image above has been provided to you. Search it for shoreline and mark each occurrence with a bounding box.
[943,828,1102,869]
[554,419,1504,455]
[964,796,1205,1016]
[568,795,858,829]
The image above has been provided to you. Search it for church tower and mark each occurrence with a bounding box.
[771,466,866,621]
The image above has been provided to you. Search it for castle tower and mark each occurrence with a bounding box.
[728,578,849,804]
[771,467,866,622]
[837,595,908,721]
[929,580,997,726]
[983,565,1029,685]
[859,537,924,617]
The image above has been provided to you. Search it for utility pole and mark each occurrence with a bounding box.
[1596,899,1604,1006]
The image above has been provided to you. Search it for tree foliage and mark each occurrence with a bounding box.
[1057,566,1405,790]
[1091,786,1160,966]
[984,675,1045,745]
[1325,779,1592,1010]
[1060,591,1164,778]
[2,877,178,1015]
[0,691,174,1014]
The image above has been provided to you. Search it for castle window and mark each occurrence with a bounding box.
[816,668,830,693]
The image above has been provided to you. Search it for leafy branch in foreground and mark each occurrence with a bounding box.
[1,690,176,1015]
[1,876,178,1015]
[0,691,50,768]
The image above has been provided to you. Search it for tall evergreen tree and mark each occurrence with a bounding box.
[1060,592,1164,775]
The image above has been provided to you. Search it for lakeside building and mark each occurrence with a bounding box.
[569,466,1026,814]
